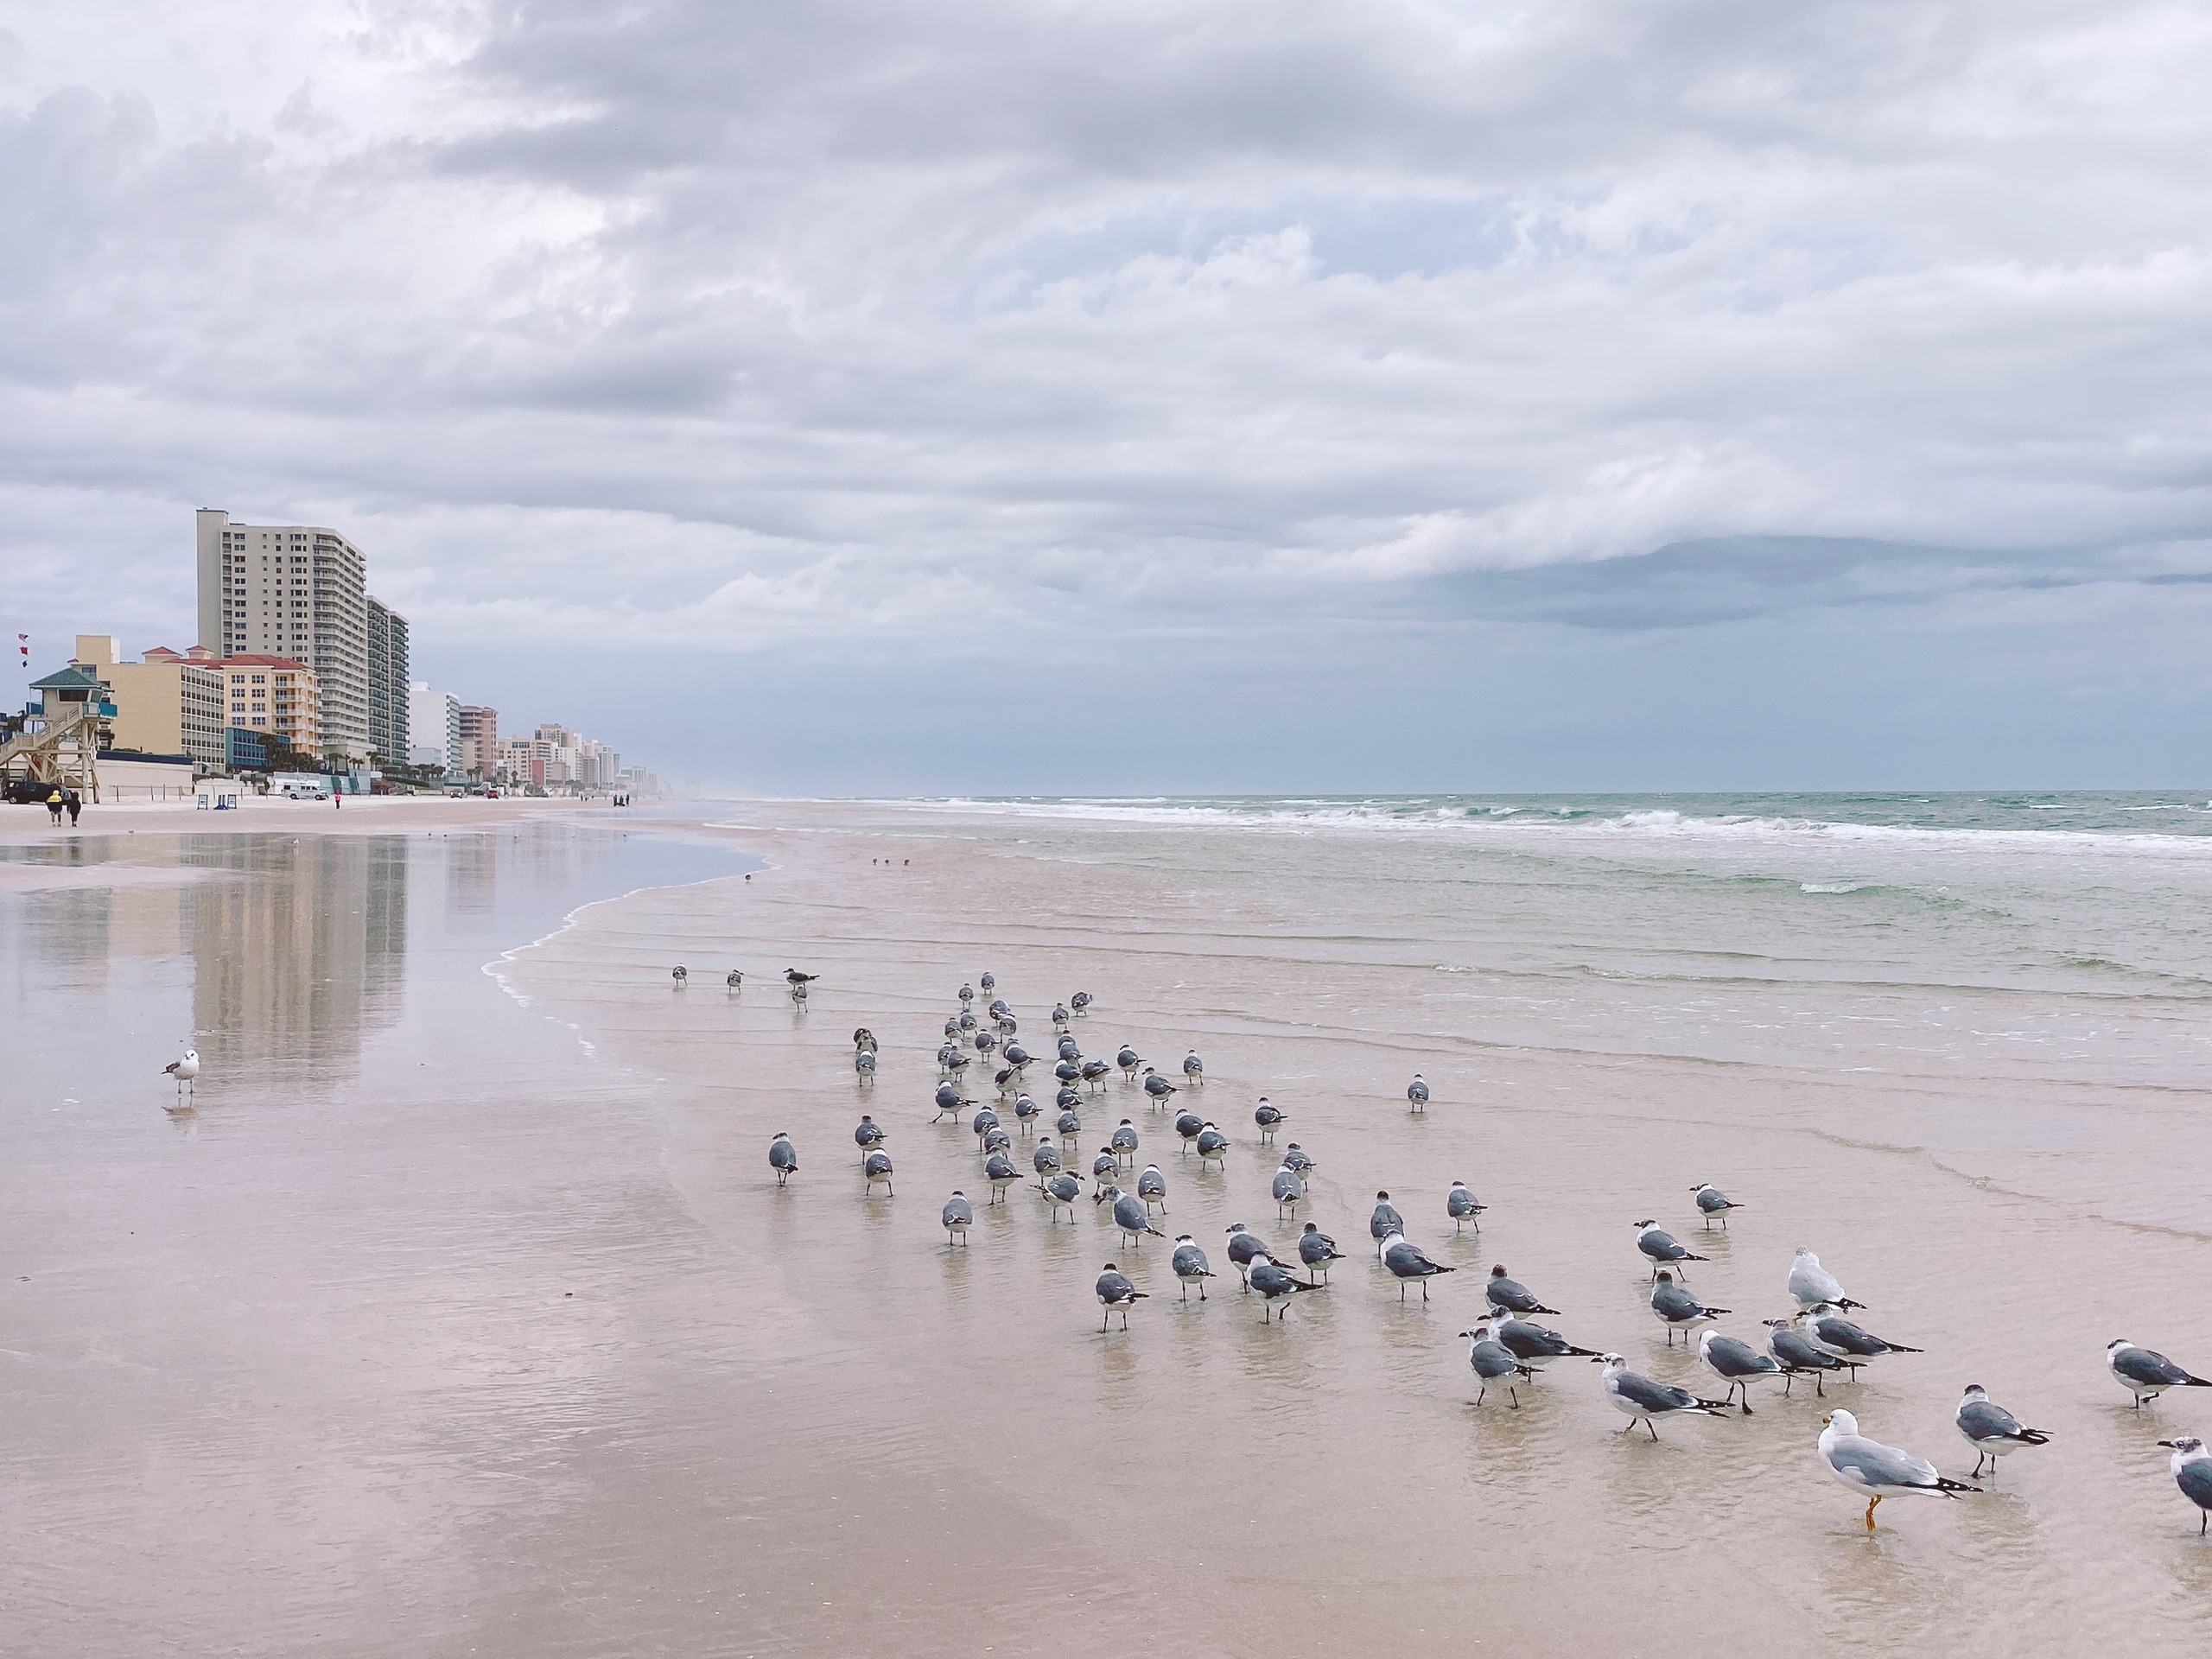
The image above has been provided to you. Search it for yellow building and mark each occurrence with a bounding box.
[71,635,225,766]
[211,652,322,756]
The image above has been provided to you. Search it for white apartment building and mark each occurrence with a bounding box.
[196,509,385,763]
[409,681,461,772]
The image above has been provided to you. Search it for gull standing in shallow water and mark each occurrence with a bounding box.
[1446,1181,1484,1235]
[1271,1163,1305,1220]
[2155,1437,2212,1535]
[1041,1173,1082,1223]
[1798,1305,1923,1371]
[2107,1338,2212,1408]
[1697,1329,1783,1414]
[1691,1183,1742,1229]
[1763,1319,1847,1396]
[1486,1310,1603,1373]
[862,1148,895,1196]
[163,1047,200,1101]
[1171,1236,1215,1300]
[1484,1266,1558,1316]
[1224,1223,1274,1289]
[1649,1272,1729,1346]
[1788,1247,1865,1311]
[1249,1258,1325,1324]
[1406,1075,1428,1112]
[1955,1385,2051,1478]
[1818,1409,1976,1529]
[1298,1223,1345,1281]
[1370,1192,1404,1259]
[1381,1232,1454,1302]
[941,1192,973,1245]
[1096,1264,1145,1332]
[1633,1220,1707,1281]
[767,1133,798,1186]
[1461,1327,1535,1408]
[1597,1354,1732,1439]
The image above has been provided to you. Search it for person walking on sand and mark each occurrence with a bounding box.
[45,788,64,826]
[64,787,81,828]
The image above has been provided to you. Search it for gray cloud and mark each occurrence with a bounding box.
[3,2,2212,783]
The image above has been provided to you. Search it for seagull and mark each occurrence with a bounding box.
[1598,1354,1732,1440]
[1081,1059,1113,1089]
[942,1192,973,1245]
[1052,1003,1071,1029]
[957,982,974,1004]
[1690,1183,1742,1230]
[853,1115,887,1151]
[2107,1338,2212,1408]
[1116,1046,1141,1079]
[1819,1408,1976,1529]
[1253,1097,1287,1142]
[1058,1036,1083,1061]
[1955,1385,2051,1477]
[1281,1142,1316,1175]
[1224,1223,1275,1288]
[1071,991,1093,1014]
[1381,1232,1454,1302]
[1057,1107,1083,1139]
[1111,1119,1140,1165]
[1096,1263,1145,1331]
[1032,1138,1062,1176]
[1763,1318,1848,1396]
[1183,1050,1204,1084]
[1249,1259,1324,1324]
[1649,1271,1730,1346]
[1486,1311,1604,1371]
[1484,1266,1559,1317]
[1798,1305,1923,1368]
[162,1047,200,1099]
[862,1148,894,1196]
[1195,1123,1229,1168]
[1004,1043,1033,1071]
[671,965,688,985]
[1055,1086,1082,1111]
[1788,1247,1865,1311]
[1297,1223,1345,1281]
[1091,1147,1121,1193]
[983,1151,1020,1202]
[1459,1326,1536,1407]
[979,972,995,994]
[1104,1186,1165,1247]
[791,979,809,1003]
[982,1125,1012,1157]
[970,1105,1001,1141]
[768,1132,798,1186]
[854,1049,876,1083]
[785,969,818,987]
[1369,1193,1404,1258]
[1446,1181,1484,1235]
[1407,1075,1428,1112]
[1013,1093,1040,1124]
[1697,1329,1784,1414]
[2156,1437,2212,1535]
[1171,1236,1216,1300]
[1137,1163,1168,1213]
[1041,1172,1082,1222]
[1633,1220,1707,1281]
[1271,1163,1305,1220]
[1174,1110,1205,1152]
[726,969,743,988]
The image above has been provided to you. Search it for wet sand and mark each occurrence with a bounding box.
[6,803,2212,1655]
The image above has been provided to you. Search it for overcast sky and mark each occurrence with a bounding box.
[5,2,2210,791]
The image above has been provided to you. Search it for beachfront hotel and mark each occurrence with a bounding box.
[194,509,407,764]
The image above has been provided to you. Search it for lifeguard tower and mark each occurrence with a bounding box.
[1,665,113,802]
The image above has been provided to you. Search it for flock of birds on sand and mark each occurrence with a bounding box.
[672,965,2212,1537]
[168,955,2212,1540]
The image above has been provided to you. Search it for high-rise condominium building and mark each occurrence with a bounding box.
[365,598,410,765]
[409,681,461,772]
[456,705,497,779]
[195,509,397,763]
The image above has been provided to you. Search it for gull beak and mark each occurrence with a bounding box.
[1821,1414,1834,1425]
[2159,1440,2180,1449]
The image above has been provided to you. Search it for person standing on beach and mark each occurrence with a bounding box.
[45,787,64,826]
[333,790,342,810]
[64,787,81,828]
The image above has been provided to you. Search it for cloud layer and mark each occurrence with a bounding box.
[4,2,2211,785]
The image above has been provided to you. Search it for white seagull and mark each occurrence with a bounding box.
[1817,1408,1975,1529]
